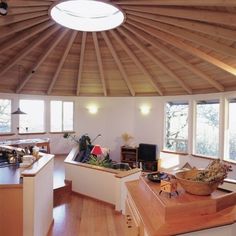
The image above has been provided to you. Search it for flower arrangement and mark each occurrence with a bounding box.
[121,132,133,146]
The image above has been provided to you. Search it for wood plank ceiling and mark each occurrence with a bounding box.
[0,0,236,97]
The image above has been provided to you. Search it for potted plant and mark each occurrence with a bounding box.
[121,132,133,146]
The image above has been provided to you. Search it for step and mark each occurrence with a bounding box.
[53,180,72,206]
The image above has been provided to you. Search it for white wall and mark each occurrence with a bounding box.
[0,93,163,161]
[1,91,236,167]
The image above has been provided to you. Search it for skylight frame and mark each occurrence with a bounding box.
[49,0,126,32]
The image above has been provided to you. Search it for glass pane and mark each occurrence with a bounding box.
[0,99,11,133]
[165,102,188,152]
[50,101,62,132]
[63,102,73,131]
[19,100,44,133]
[195,101,219,157]
[228,101,236,161]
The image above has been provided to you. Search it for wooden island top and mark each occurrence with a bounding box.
[126,175,236,236]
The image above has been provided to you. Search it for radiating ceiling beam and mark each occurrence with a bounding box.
[115,0,236,7]
[76,32,87,96]
[8,6,49,15]
[129,15,236,58]
[0,11,48,26]
[126,10,236,41]
[118,27,192,94]
[0,25,60,78]
[101,31,136,96]
[0,15,49,40]
[0,21,55,54]
[124,23,224,92]
[47,31,77,95]
[92,32,107,96]
[16,29,69,93]
[126,21,236,77]
[8,0,52,7]
[122,6,236,27]
[110,30,163,96]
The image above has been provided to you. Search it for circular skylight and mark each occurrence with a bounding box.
[50,0,125,32]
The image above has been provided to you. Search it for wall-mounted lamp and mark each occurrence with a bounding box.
[0,1,8,16]
[87,104,98,114]
[140,105,151,115]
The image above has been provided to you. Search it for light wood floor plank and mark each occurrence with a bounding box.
[48,193,125,236]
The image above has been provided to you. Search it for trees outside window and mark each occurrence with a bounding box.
[195,100,219,158]
[50,101,74,132]
[164,102,188,153]
[0,99,11,133]
[19,100,45,133]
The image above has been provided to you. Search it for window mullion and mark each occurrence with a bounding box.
[62,102,64,132]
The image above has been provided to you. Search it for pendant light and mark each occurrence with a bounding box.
[11,107,26,115]
[11,65,27,115]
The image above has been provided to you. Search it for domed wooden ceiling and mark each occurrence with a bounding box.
[0,0,236,97]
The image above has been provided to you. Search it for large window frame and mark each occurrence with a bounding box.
[19,99,45,134]
[224,98,236,162]
[162,96,236,163]
[0,99,12,134]
[164,101,189,154]
[50,100,74,133]
[193,99,220,159]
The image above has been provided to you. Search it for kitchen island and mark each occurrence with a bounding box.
[125,176,236,236]
[0,152,54,236]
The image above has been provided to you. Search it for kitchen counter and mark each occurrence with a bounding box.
[0,153,54,236]
[0,164,22,185]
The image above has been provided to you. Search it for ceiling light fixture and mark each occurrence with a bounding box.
[49,0,125,32]
[0,1,8,16]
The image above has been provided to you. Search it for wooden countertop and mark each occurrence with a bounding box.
[21,154,54,177]
[126,176,236,235]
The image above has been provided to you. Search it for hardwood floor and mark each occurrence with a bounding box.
[48,155,126,236]
[53,154,67,189]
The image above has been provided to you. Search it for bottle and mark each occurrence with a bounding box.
[139,162,142,170]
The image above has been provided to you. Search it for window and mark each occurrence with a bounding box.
[50,101,74,132]
[164,101,188,153]
[19,100,45,133]
[195,100,219,158]
[0,99,11,133]
[226,99,236,161]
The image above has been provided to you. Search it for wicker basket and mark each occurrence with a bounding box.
[175,169,222,195]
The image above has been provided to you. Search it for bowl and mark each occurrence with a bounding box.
[175,169,222,195]
[147,172,168,183]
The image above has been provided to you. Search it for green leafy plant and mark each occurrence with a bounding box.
[87,154,113,168]
[63,133,91,151]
